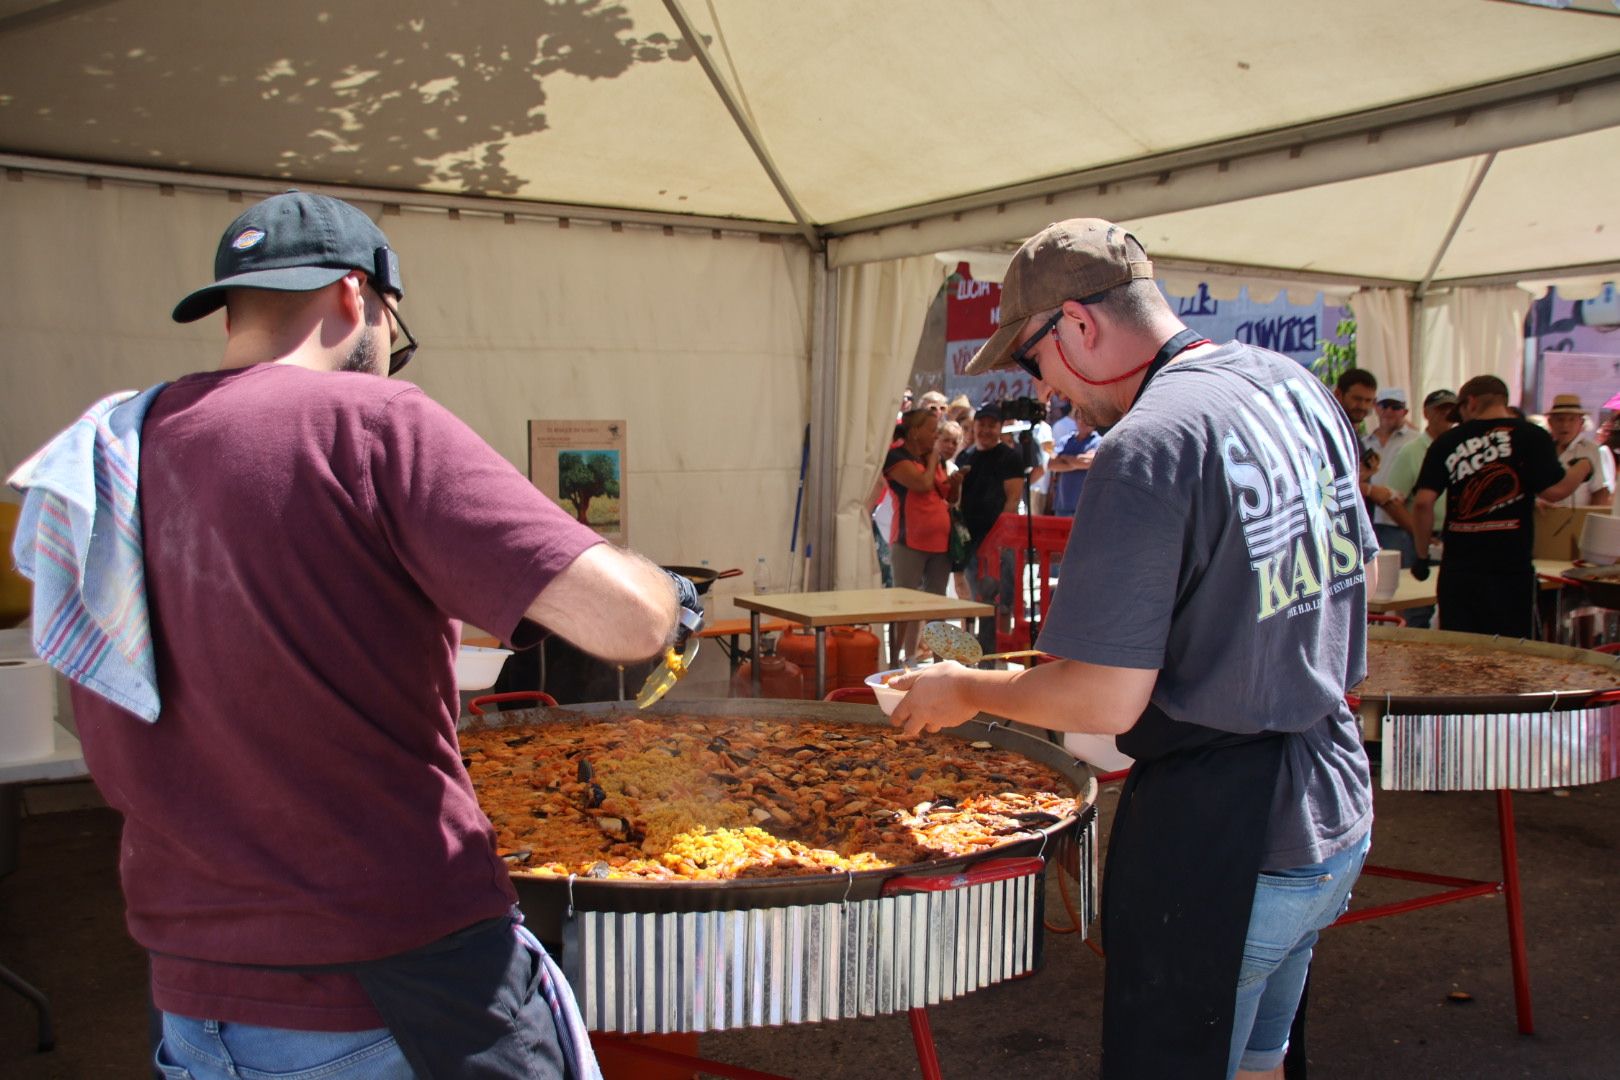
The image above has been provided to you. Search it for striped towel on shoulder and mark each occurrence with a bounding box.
[7,385,168,722]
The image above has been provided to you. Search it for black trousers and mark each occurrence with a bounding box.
[1437,565,1538,638]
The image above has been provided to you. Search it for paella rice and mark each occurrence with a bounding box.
[460,714,1079,881]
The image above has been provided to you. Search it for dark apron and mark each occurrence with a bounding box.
[1100,706,1291,1080]
[345,912,570,1080]
[156,910,571,1080]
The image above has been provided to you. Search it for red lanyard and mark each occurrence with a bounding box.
[1058,329,1212,390]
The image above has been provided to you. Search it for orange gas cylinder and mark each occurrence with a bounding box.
[774,628,835,698]
[730,653,806,700]
[831,625,882,690]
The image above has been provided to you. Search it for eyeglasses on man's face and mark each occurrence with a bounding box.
[379,296,417,375]
[1009,310,1064,382]
[372,285,418,375]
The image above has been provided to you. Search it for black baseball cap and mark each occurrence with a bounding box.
[172,191,404,323]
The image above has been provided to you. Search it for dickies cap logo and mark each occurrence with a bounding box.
[231,227,266,251]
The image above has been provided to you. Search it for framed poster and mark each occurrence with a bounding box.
[528,419,628,545]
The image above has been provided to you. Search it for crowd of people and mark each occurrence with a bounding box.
[1333,366,1612,638]
[879,360,1619,652]
[869,387,1104,659]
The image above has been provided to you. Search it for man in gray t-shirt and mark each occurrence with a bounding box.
[888,219,1375,1080]
[1040,340,1374,868]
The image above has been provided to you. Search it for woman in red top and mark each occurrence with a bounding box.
[885,408,958,661]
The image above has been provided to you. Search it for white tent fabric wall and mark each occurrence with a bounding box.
[1415,287,1536,408]
[0,176,817,607]
[832,256,947,590]
[0,174,228,472]
[1348,288,1413,395]
[381,207,817,593]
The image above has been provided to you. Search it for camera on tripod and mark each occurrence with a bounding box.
[993,397,1045,424]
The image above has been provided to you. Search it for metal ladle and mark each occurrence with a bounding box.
[920,621,1047,667]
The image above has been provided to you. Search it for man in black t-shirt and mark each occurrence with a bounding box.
[1413,375,1581,637]
[955,404,1027,652]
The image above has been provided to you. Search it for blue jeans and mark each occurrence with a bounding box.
[155,1014,411,1079]
[1227,832,1371,1078]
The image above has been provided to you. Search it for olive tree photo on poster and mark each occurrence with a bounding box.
[528,419,629,545]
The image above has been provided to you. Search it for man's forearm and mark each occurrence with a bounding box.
[893,657,1156,739]
[992,660,1152,735]
[1412,502,1434,557]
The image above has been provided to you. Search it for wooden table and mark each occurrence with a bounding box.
[1367,559,1575,616]
[693,616,795,672]
[733,589,994,697]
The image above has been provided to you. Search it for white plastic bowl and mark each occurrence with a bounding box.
[456,645,513,691]
[865,667,911,715]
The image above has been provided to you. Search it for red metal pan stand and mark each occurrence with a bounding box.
[467,690,558,715]
[1327,684,1620,1035]
[1328,788,1533,1034]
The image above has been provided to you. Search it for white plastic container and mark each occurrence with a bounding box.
[1063,732,1135,773]
[1579,514,1620,565]
[455,645,513,691]
[1371,549,1402,599]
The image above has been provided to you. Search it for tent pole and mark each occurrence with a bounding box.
[806,256,840,591]
[1408,295,1425,407]
[1410,152,1494,401]
[0,153,803,239]
[661,0,820,251]
[1418,153,1497,297]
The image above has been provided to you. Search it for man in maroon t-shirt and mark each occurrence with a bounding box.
[61,192,694,1077]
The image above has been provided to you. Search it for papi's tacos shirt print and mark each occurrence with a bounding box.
[1417,418,1564,570]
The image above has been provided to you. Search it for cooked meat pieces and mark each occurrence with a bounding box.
[460,714,1078,881]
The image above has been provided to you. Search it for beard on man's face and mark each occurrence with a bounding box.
[339,325,382,375]
[1072,393,1121,431]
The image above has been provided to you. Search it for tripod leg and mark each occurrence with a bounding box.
[0,962,55,1051]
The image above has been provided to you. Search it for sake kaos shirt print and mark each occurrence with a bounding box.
[1416,417,1564,570]
[1226,393,1370,623]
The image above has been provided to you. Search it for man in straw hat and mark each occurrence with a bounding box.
[1540,393,1612,509]
[887,219,1376,1079]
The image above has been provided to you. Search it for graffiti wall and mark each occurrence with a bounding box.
[1530,286,1620,413]
[942,265,1347,405]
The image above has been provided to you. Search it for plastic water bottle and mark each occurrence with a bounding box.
[754,556,771,594]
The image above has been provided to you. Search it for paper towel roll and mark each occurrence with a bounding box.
[0,658,56,764]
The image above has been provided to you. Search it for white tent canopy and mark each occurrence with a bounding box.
[3,0,1619,589]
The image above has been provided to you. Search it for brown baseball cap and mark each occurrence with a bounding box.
[965,218,1155,375]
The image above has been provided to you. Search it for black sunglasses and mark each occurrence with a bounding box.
[1008,310,1064,381]
[372,284,418,375]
